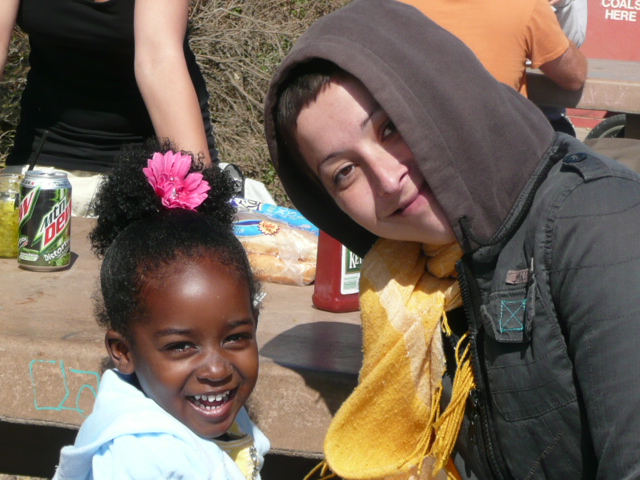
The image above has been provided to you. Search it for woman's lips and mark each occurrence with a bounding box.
[395,184,429,217]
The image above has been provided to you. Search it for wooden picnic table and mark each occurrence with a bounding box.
[527,58,640,139]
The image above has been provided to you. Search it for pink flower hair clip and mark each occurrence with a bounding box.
[143,150,211,211]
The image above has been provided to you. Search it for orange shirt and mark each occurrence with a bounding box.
[400,0,570,95]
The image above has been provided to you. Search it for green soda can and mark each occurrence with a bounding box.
[18,170,72,271]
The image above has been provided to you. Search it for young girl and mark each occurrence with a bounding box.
[53,141,269,480]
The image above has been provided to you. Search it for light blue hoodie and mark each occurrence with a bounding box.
[53,369,270,480]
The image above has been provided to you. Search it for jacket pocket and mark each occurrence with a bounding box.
[481,285,532,343]
[481,279,577,422]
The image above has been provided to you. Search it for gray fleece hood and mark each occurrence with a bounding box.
[264,0,556,257]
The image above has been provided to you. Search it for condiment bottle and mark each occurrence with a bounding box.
[312,230,362,312]
[0,173,22,258]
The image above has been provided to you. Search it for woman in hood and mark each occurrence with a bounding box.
[264,0,640,479]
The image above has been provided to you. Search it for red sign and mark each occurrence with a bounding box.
[581,0,640,61]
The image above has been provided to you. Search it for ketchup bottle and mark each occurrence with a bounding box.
[312,230,362,312]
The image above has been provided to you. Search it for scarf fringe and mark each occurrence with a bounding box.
[431,333,474,474]
[417,313,475,477]
[304,460,338,480]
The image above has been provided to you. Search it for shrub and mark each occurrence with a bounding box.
[0,28,29,165]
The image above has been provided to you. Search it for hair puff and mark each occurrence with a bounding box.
[89,138,236,257]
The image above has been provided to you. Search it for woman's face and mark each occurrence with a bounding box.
[295,75,456,246]
[115,258,258,439]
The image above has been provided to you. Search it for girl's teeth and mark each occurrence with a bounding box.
[192,392,230,403]
[207,392,229,402]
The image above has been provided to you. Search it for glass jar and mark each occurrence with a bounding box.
[0,173,22,258]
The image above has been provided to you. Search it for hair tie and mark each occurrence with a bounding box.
[143,151,211,211]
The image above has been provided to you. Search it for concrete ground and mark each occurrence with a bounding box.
[576,126,591,141]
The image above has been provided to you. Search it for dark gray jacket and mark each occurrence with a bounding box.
[264,0,640,477]
[449,135,640,479]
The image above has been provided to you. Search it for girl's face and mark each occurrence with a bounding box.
[295,75,456,246]
[108,257,258,439]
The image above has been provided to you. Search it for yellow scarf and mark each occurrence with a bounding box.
[323,239,474,480]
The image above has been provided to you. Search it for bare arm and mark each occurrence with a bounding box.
[0,0,20,80]
[539,41,587,91]
[134,0,212,165]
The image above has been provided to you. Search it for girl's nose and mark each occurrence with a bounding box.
[195,353,233,383]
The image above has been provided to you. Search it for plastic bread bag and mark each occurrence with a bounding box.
[232,198,319,286]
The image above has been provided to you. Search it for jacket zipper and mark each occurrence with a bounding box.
[456,259,508,480]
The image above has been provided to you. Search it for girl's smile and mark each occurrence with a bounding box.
[188,389,235,419]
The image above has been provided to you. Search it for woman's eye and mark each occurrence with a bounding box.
[334,164,355,186]
[382,120,398,140]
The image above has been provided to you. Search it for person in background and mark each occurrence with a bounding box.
[53,141,269,479]
[264,0,640,478]
[401,0,587,136]
[539,0,589,135]
[0,0,217,216]
[400,0,587,97]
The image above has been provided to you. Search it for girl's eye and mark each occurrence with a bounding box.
[225,332,254,347]
[164,342,194,353]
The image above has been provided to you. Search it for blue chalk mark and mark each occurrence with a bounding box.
[29,360,101,417]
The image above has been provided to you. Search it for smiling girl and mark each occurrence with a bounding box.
[52,141,269,480]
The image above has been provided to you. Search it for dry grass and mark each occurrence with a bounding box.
[188,0,347,205]
[0,0,348,206]
[0,28,28,165]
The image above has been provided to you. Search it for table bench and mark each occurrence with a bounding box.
[527,58,640,139]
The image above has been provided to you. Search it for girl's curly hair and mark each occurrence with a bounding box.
[89,139,261,337]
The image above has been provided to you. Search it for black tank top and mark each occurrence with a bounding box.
[8,0,217,171]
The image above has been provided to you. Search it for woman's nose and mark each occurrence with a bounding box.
[368,151,404,197]
[195,353,233,383]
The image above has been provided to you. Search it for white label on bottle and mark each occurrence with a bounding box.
[340,245,363,295]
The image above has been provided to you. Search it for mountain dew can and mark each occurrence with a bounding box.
[18,170,72,271]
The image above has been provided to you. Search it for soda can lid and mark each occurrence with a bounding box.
[24,170,69,180]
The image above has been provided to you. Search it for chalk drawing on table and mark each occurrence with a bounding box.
[29,359,101,417]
